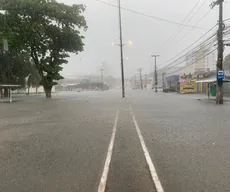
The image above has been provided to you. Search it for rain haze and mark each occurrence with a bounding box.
[61,0,230,78]
[2,0,230,192]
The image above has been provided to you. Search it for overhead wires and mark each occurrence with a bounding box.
[158,0,207,51]
[176,9,212,44]
[166,49,216,76]
[94,0,209,30]
[160,25,217,68]
[94,0,229,78]
[161,26,230,76]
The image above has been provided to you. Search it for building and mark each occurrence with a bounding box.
[182,44,217,76]
[56,75,117,91]
[195,44,206,73]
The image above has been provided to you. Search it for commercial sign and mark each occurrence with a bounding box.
[180,81,197,94]
[217,70,224,80]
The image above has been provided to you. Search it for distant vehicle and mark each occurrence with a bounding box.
[77,88,82,92]
[163,87,176,93]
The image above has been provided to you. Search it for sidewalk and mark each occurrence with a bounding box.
[0,94,44,103]
[193,94,230,101]
[180,93,230,104]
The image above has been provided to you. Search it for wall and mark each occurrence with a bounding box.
[13,86,55,94]
[26,86,55,93]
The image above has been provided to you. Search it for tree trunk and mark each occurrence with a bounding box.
[36,86,38,94]
[27,86,30,95]
[3,88,8,97]
[44,86,52,98]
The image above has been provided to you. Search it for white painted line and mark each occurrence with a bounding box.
[97,109,119,192]
[129,106,164,192]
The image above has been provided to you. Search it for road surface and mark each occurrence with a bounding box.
[0,90,230,192]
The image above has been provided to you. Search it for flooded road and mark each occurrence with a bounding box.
[0,90,230,192]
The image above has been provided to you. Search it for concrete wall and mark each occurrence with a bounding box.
[26,86,55,93]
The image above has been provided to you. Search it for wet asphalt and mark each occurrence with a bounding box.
[0,90,230,192]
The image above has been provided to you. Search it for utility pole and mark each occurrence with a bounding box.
[134,75,137,89]
[151,55,159,92]
[137,68,143,90]
[89,75,92,91]
[210,0,224,104]
[145,73,147,89]
[101,68,104,91]
[162,72,166,89]
[118,0,125,98]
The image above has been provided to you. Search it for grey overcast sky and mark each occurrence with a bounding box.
[60,0,230,78]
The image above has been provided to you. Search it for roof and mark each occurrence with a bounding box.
[0,84,21,88]
[196,79,230,83]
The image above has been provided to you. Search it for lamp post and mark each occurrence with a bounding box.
[118,0,125,97]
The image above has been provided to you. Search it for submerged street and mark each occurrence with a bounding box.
[0,90,230,192]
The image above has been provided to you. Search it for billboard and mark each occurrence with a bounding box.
[180,81,197,94]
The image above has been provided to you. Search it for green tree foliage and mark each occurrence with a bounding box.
[224,54,230,71]
[0,48,32,86]
[0,0,87,98]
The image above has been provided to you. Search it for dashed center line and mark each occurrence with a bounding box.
[97,109,119,192]
[129,105,165,192]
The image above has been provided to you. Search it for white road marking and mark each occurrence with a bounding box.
[97,109,119,192]
[129,106,165,192]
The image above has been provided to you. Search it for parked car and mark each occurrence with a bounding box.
[163,87,176,93]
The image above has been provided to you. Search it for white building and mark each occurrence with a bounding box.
[182,45,217,75]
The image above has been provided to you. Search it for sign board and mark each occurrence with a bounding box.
[180,81,197,94]
[217,70,224,80]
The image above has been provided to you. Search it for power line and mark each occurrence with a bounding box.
[151,49,216,78]
[160,28,230,75]
[169,29,217,68]
[164,37,217,72]
[180,0,209,25]
[159,0,206,51]
[164,27,230,71]
[176,9,212,44]
[94,0,209,30]
[157,27,230,77]
[160,25,217,68]
[166,49,216,76]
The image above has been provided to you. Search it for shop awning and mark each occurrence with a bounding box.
[196,79,230,83]
[0,84,21,88]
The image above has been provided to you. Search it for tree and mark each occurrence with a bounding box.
[0,0,87,98]
[26,64,41,95]
[0,49,32,87]
[224,54,230,71]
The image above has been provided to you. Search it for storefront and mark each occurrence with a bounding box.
[196,79,230,97]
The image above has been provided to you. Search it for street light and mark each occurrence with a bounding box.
[117,0,125,97]
[109,0,133,97]
[112,40,133,47]
[112,35,132,97]
[128,40,133,45]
